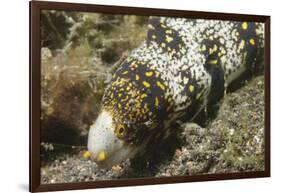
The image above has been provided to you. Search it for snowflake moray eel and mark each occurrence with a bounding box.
[87,17,264,167]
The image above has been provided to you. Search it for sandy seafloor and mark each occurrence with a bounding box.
[40,12,265,184]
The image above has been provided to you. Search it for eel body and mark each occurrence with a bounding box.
[87,17,264,167]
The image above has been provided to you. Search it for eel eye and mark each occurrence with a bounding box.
[115,125,126,138]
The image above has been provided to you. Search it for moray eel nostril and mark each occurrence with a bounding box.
[87,16,264,167]
[97,150,106,162]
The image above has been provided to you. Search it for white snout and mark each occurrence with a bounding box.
[87,110,136,168]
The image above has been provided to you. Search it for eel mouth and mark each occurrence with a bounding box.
[91,145,137,168]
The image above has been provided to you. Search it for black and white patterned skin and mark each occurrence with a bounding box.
[87,17,264,167]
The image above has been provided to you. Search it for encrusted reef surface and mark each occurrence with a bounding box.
[40,11,264,184]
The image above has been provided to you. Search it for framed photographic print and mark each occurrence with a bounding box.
[29,1,270,192]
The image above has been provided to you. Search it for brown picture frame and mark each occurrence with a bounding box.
[30,1,270,192]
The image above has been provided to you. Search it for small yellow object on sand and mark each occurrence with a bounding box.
[112,164,122,172]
